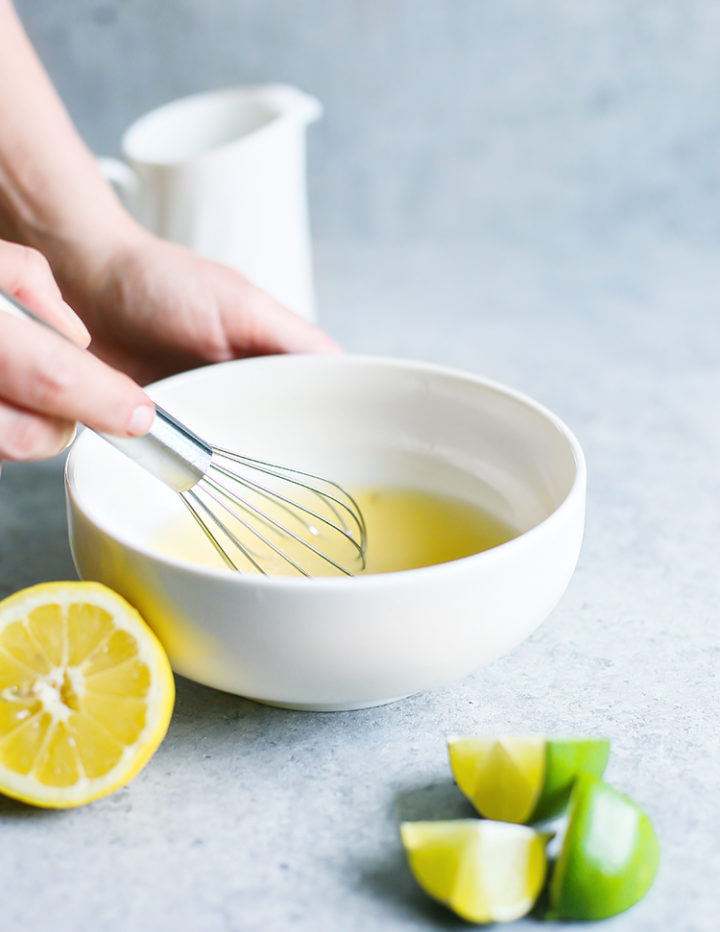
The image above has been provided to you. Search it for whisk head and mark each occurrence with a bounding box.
[179,447,367,577]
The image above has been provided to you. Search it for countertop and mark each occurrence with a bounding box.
[1,236,718,931]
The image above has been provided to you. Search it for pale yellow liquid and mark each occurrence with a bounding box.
[151,486,519,578]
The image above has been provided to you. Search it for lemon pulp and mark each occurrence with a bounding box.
[447,735,611,824]
[448,736,547,824]
[151,485,519,577]
[0,582,174,808]
[401,819,550,923]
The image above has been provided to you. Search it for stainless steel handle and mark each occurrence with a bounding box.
[0,287,212,492]
[102,406,211,492]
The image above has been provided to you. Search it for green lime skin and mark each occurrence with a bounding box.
[548,774,660,920]
[531,738,610,822]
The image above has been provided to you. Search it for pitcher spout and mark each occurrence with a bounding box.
[253,83,322,125]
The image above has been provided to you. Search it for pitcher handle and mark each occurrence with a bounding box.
[97,157,139,211]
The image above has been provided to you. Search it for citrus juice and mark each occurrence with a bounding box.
[151,486,519,577]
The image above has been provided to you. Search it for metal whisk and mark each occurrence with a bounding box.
[0,288,366,577]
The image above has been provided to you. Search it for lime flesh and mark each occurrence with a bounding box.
[534,737,610,821]
[448,735,610,823]
[400,819,550,923]
[447,736,545,823]
[548,773,660,919]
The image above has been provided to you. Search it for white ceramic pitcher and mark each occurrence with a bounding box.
[99,84,321,322]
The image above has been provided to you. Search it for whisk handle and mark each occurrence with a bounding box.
[102,406,211,492]
[0,287,212,493]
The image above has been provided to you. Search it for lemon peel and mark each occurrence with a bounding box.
[0,581,174,808]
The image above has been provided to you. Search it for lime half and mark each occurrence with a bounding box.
[548,773,660,919]
[447,735,610,823]
[400,819,550,923]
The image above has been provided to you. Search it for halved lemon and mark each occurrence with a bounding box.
[0,581,175,808]
[400,819,551,923]
[447,735,610,823]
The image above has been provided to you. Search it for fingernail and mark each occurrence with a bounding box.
[62,300,91,344]
[126,404,155,436]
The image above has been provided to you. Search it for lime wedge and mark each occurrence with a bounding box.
[447,735,610,823]
[535,738,611,821]
[548,773,660,919]
[400,819,550,923]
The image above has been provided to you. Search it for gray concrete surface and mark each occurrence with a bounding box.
[1,237,719,930]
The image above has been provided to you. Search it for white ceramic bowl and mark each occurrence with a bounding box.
[65,356,585,711]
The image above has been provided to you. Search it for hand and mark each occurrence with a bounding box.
[57,224,340,385]
[0,0,338,461]
[0,240,155,462]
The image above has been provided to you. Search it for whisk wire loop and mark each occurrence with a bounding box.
[182,491,265,574]
[211,448,367,556]
[208,460,366,568]
[201,474,358,576]
[192,485,315,576]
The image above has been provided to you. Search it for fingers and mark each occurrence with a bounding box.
[248,286,342,354]
[218,269,342,356]
[0,239,127,462]
[263,307,342,354]
[0,242,90,347]
[0,313,155,461]
[0,399,76,461]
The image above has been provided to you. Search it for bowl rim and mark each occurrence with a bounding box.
[65,354,586,590]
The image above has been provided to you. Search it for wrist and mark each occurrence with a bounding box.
[0,0,152,321]
[0,151,146,310]
[21,193,153,322]
[25,178,138,259]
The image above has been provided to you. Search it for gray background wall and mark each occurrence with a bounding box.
[13,0,720,245]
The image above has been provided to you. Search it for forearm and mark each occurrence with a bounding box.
[0,1,139,285]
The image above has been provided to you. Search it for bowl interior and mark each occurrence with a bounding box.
[66,356,581,566]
